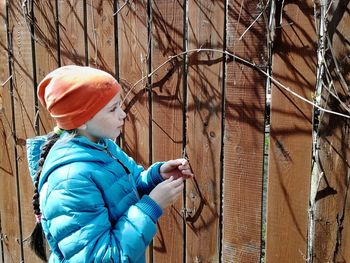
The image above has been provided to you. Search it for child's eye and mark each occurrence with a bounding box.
[110,101,122,112]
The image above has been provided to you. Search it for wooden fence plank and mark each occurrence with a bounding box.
[186,0,224,262]
[34,0,58,134]
[151,0,184,262]
[86,0,115,72]
[313,1,350,261]
[265,1,315,262]
[8,0,39,262]
[223,1,266,262]
[58,0,85,66]
[0,1,23,261]
[118,0,150,167]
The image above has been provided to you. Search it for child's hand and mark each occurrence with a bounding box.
[160,159,194,180]
[149,176,184,209]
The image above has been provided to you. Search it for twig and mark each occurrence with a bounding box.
[326,34,350,94]
[267,70,350,119]
[279,0,286,25]
[325,0,335,16]
[122,48,350,119]
[113,0,130,16]
[1,75,13,87]
[321,82,350,113]
[315,0,328,107]
[90,0,98,66]
[239,0,270,40]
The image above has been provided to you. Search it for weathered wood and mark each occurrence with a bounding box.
[186,0,224,262]
[7,0,39,261]
[266,1,315,262]
[118,0,150,168]
[34,0,58,134]
[0,1,23,261]
[58,0,85,66]
[151,0,184,262]
[1,1,350,263]
[86,0,115,72]
[223,1,266,262]
[313,1,350,262]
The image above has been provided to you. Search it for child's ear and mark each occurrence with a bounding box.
[78,124,87,130]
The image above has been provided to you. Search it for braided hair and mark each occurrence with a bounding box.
[29,131,60,261]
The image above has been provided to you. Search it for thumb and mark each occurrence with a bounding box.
[165,159,182,168]
[168,176,174,181]
[163,176,174,183]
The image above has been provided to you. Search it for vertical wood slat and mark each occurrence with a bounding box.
[86,0,115,72]
[118,0,150,167]
[7,0,38,261]
[223,1,266,262]
[0,1,349,263]
[314,1,350,261]
[58,0,85,66]
[186,0,224,262]
[0,0,22,261]
[0,5,5,262]
[151,0,184,262]
[265,1,315,262]
[34,0,58,134]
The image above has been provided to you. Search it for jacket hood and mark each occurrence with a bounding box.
[26,132,111,190]
[26,135,48,183]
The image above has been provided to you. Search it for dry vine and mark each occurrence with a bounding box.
[121,47,350,120]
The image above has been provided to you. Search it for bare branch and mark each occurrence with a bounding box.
[113,0,130,16]
[1,75,13,87]
[239,0,270,40]
[121,48,350,119]
[327,34,350,93]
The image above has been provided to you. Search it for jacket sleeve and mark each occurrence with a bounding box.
[107,140,165,196]
[132,162,165,196]
[40,167,163,263]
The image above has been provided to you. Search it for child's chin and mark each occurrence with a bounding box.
[114,131,121,138]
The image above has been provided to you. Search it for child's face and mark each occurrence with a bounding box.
[84,92,126,141]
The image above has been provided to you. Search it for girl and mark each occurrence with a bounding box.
[26,65,193,262]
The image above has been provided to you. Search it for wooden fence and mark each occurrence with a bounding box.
[0,0,349,262]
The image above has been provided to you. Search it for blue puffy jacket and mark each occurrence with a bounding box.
[26,133,164,262]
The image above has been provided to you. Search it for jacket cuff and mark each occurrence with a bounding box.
[135,195,163,223]
[149,162,165,186]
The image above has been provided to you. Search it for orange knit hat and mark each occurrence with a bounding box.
[38,65,120,130]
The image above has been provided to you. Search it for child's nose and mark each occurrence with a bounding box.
[119,108,127,119]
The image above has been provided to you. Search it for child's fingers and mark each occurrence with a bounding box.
[178,163,192,173]
[161,176,174,184]
[174,182,184,193]
[180,159,188,166]
[181,169,193,176]
[169,177,184,187]
[166,159,184,168]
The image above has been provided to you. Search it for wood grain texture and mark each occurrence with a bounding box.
[313,1,350,262]
[34,0,58,134]
[7,0,39,261]
[151,0,184,262]
[118,0,150,167]
[265,1,315,262]
[0,1,23,261]
[58,0,85,65]
[223,1,266,262]
[186,1,224,262]
[86,0,115,72]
